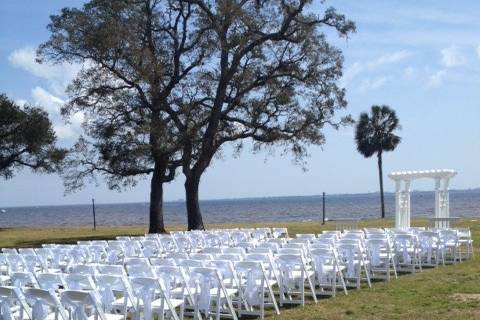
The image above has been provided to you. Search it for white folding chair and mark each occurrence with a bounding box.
[393,234,422,273]
[23,287,69,320]
[336,243,371,289]
[95,274,136,319]
[189,267,238,320]
[129,276,183,320]
[36,272,67,291]
[439,229,461,264]
[418,231,444,267]
[310,248,347,297]
[365,238,397,280]
[0,286,32,320]
[235,261,280,319]
[61,290,123,320]
[275,254,317,307]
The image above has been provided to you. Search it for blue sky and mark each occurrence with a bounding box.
[1,0,479,207]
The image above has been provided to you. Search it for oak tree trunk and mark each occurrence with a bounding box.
[185,173,205,230]
[149,162,167,233]
[377,152,385,219]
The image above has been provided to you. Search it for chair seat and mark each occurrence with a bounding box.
[0,275,10,284]
[113,297,184,311]
[209,287,237,297]
[88,314,124,320]
[290,269,315,279]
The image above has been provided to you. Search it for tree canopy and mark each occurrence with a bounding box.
[38,0,355,231]
[0,94,66,179]
[355,105,401,158]
[178,0,355,229]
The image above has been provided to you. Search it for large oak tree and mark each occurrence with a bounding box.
[179,0,355,229]
[39,0,354,232]
[39,0,212,232]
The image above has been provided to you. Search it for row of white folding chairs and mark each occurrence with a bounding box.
[2,257,284,320]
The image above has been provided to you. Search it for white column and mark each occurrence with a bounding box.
[404,180,411,228]
[434,177,441,219]
[444,177,450,219]
[395,180,402,228]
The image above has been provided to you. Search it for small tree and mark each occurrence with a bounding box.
[0,94,66,179]
[355,105,401,218]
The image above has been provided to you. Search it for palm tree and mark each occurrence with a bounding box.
[355,105,401,218]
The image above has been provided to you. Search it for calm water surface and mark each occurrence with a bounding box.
[1,190,479,228]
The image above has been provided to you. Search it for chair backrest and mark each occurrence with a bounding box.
[215,253,243,262]
[21,254,40,272]
[126,264,154,277]
[439,229,458,244]
[206,260,237,286]
[295,234,316,241]
[235,261,267,306]
[0,286,32,319]
[366,239,391,266]
[256,242,280,253]
[64,273,96,291]
[248,247,272,254]
[272,228,288,238]
[153,266,188,299]
[310,248,338,277]
[95,274,135,312]
[201,247,223,255]
[124,257,150,266]
[222,247,246,256]
[10,271,39,287]
[17,248,36,255]
[37,273,67,291]
[69,264,97,275]
[61,290,107,320]
[5,253,26,272]
[23,287,69,320]
[188,267,225,311]
[150,257,176,266]
[166,252,190,260]
[97,264,126,276]
[190,253,213,261]
[277,248,303,256]
[1,248,18,254]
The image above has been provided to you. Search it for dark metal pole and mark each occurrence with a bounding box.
[92,198,97,230]
[322,192,326,225]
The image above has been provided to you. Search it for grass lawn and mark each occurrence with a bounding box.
[1,218,479,319]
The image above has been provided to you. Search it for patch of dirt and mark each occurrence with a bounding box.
[451,293,480,302]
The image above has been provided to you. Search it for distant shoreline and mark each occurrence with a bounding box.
[2,188,479,210]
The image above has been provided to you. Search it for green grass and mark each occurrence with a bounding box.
[1,218,479,319]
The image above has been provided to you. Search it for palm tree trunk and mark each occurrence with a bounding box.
[377,151,385,218]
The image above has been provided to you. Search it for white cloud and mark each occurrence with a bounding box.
[8,47,80,95]
[370,50,413,67]
[476,44,480,59]
[9,46,84,141]
[427,69,447,88]
[31,86,64,113]
[341,50,412,86]
[358,77,389,92]
[25,86,82,140]
[440,45,465,68]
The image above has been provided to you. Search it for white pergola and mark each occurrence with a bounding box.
[388,169,457,228]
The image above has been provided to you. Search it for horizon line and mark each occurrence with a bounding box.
[3,187,479,209]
